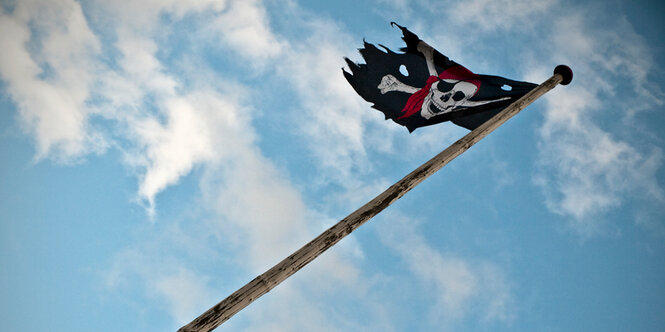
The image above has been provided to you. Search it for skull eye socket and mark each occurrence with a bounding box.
[436,80,456,92]
[452,91,466,101]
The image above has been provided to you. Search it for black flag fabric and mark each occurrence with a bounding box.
[344,23,537,132]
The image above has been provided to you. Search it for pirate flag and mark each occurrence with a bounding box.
[344,23,537,132]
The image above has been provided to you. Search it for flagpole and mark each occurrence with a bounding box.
[178,65,572,332]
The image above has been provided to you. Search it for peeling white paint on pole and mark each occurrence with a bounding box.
[179,66,572,332]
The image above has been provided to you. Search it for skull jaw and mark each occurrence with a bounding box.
[420,90,456,120]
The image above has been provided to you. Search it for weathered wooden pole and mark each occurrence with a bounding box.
[179,65,572,332]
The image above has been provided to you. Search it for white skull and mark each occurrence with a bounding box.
[420,79,478,119]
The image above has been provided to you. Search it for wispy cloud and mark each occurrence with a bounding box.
[153,268,215,326]
[207,0,285,65]
[0,0,104,161]
[275,18,374,188]
[532,9,665,235]
[2,1,347,327]
[132,91,244,215]
[104,235,219,329]
[84,1,374,328]
[379,215,515,328]
[447,0,556,31]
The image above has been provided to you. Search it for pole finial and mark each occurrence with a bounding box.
[554,65,573,85]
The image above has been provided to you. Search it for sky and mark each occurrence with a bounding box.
[1,0,664,331]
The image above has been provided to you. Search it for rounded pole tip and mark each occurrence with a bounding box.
[554,65,573,85]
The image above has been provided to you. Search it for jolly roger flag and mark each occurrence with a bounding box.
[343,23,538,132]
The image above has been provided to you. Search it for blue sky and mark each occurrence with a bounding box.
[1,0,664,331]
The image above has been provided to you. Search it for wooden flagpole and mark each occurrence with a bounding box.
[179,65,572,332]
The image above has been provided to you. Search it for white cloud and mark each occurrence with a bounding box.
[133,92,240,214]
[0,0,225,184]
[90,0,283,211]
[91,0,225,33]
[104,240,219,329]
[200,149,309,272]
[33,2,366,329]
[113,35,178,97]
[153,268,215,326]
[234,283,341,332]
[447,0,556,32]
[1,3,351,327]
[208,0,284,64]
[99,22,241,214]
[0,0,104,161]
[276,19,371,183]
[194,136,375,330]
[535,88,664,235]
[532,10,665,235]
[379,216,514,326]
[551,14,663,115]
